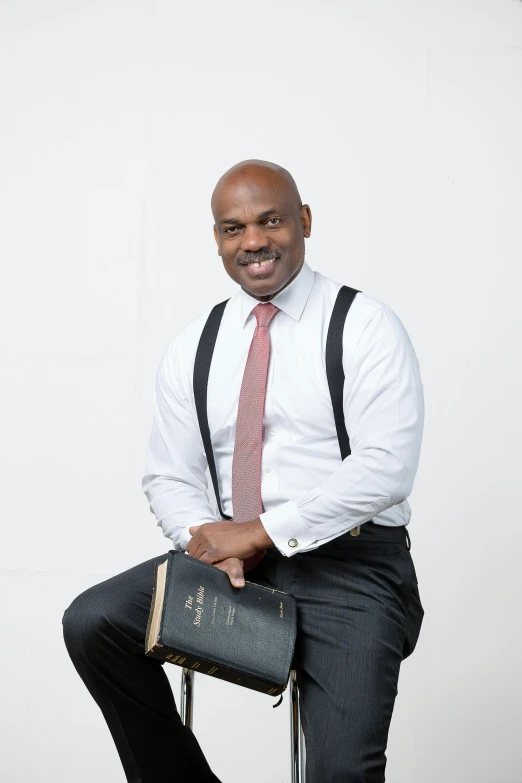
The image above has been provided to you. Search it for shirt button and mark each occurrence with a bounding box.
[269,429,276,436]
[264,466,271,473]
[288,538,298,548]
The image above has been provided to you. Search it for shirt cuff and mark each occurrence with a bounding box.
[178,526,193,552]
[259,501,316,557]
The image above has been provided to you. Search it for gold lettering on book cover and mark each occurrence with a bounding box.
[226,604,236,626]
[210,595,218,625]
[193,605,203,626]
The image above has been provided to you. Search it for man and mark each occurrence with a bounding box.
[63,160,425,783]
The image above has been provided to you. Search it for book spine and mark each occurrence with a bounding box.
[145,645,286,697]
[144,561,160,651]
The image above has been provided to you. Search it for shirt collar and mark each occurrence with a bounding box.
[238,261,315,328]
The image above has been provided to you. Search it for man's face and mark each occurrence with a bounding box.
[212,170,311,301]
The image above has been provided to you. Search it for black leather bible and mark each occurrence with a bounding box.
[145,550,297,698]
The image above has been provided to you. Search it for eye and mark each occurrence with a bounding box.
[265,218,281,226]
[224,226,240,235]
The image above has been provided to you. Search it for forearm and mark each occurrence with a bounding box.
[142,474,218,551]
[259,431,422,556]
[143,334,220,552]
[260,303,425,556]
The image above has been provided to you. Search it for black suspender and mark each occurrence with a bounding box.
[192,285,361,520]
[325,285,360,460]
[193,299,231,520]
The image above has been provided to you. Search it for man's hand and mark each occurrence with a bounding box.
[186,518,273,564]
[213,557,245,588]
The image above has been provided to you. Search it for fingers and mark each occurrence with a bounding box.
[186,523,219,562]
[199,551,217,565]
[187,538,219,564]
[185,521,255,563]
[186,537,209,561]
[187,535,229,564]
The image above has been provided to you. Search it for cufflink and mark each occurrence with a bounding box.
[288,538,298,548]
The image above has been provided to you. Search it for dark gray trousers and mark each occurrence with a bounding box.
[62,522,424,783]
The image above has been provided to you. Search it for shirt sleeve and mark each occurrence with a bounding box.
[259,303,425,556]
[141,335,217,551]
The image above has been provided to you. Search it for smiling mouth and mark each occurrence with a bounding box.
[242,258,277,269]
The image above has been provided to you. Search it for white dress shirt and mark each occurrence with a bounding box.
[142,261,424,557]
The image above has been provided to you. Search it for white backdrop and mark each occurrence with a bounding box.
[1,0,521,781]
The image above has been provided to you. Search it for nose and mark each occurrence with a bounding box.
[239,223,267,252]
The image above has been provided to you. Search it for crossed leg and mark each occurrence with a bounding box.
[62,552,222,783]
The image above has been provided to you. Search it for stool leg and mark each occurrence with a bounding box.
[298,712,306,783]
[290,670,306,783]
[180,667,195,729]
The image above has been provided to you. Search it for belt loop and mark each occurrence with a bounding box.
[349,525,361,537]
[404,527,411,551]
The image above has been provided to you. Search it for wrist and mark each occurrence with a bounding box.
[251,517,275,550]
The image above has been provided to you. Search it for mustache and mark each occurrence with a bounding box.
[237,250,280,266]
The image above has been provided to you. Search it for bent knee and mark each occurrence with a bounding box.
[62,585,108,655]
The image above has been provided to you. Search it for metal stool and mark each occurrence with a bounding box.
[180,668,306,783]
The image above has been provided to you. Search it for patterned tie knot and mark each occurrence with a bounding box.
[253,302,280,329]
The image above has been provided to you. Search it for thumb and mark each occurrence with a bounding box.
[188,525,200,535]
[228,562,245,589]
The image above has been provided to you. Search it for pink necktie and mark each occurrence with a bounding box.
[231,302,280,568]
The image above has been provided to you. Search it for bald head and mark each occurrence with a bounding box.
[211,159,302,219]
[211,158,311,302]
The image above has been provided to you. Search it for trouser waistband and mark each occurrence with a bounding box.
[342,521,411,550]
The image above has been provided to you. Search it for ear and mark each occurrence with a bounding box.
[213,225,222,257]
[300,205,312,238]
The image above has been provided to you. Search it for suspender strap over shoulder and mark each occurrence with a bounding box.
[193,285,361,523]
[193,299,232,520]
[325,285,360,461]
